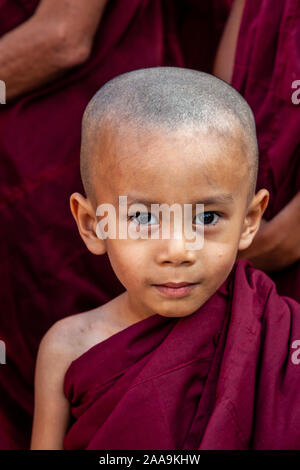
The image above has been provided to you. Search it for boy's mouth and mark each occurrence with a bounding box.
[152,282,198,298]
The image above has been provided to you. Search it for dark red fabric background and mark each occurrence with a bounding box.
[0,0,299,450]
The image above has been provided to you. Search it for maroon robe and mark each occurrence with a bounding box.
[0,0,184,449]
[63,259,300,450]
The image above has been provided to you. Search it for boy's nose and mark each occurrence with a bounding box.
[156,237,197,266]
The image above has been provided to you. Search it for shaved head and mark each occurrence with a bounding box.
[80,67,258,209]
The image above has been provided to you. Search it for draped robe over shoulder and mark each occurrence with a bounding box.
[63,259,300,450]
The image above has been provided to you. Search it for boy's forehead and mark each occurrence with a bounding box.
[93,120,248,205]
[99,117,245,166]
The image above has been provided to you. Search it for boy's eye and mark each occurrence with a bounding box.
[128,212,159,225]
[194,212,220,226]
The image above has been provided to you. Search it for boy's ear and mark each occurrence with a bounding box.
[238,189,270,251]
[69,192,106,255]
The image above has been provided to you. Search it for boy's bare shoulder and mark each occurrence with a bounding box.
[38,296,124,369]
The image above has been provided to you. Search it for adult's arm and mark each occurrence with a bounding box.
[0,0,108,101]
[213,0,245,84]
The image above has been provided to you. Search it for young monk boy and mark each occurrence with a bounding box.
[30,67,300,450]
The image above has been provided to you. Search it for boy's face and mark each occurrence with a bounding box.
[71,121,269,321]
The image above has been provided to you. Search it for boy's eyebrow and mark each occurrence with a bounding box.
[125,193,235,206]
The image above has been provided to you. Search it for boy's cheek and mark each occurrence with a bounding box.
[107,244,143,279]
[202,247,237,280]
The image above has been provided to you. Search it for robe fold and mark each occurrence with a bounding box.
[63,259,300,450]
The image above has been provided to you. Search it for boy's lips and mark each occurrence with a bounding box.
[152,281,198,298]
[154,282,196,288]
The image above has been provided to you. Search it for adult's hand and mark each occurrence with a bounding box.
[237,191,300,272]
[0,0,108,101]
